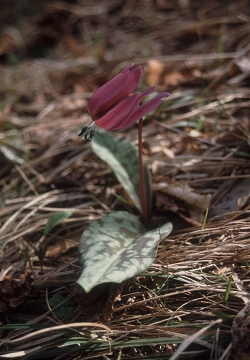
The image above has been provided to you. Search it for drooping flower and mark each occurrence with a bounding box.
[79,63,169,141]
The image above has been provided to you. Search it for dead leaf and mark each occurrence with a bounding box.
[154,182,211,210]
[146,59,165,86]
[163,70,185,86]
[210,178,250,218]
[46,239,77,258]
[0,276,38,312]
[231,301,250,360]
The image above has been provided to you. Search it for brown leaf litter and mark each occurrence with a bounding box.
[0,275,38,312]
[1,0,250,359]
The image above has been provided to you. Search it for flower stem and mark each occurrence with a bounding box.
[138,117,149,224]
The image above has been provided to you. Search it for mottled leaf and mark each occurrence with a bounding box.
[77,211,172,293]
[44,210,74,235]
[91,129,152,214]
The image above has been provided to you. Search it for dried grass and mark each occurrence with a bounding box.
[1,0,250,359]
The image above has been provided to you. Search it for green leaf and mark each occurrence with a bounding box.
[0,324,45,330]
[49,293,63,305]
[0,145,26,164]
[91,129,152,214]
[214,310,233,325]
[49,294,74,319]
[77,211,172,292]
[224,273,232,304]
[0,131,29,164]
[44,210,74,235]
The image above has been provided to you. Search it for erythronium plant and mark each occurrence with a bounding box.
[79,63,169,223]
[77,64,172,293]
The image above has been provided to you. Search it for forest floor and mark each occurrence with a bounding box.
[1,1,250,359]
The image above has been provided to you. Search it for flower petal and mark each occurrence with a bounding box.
[111,92,170,130]
[88,65,142,118]
[95,93,142,130]
[109,87,155,130]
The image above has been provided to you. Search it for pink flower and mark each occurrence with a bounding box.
[79,64,169,141]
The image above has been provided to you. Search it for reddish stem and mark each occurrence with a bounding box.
[138,117,148,224]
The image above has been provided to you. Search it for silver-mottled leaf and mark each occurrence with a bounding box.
[77,211,172,292]
[91,129,152,214]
